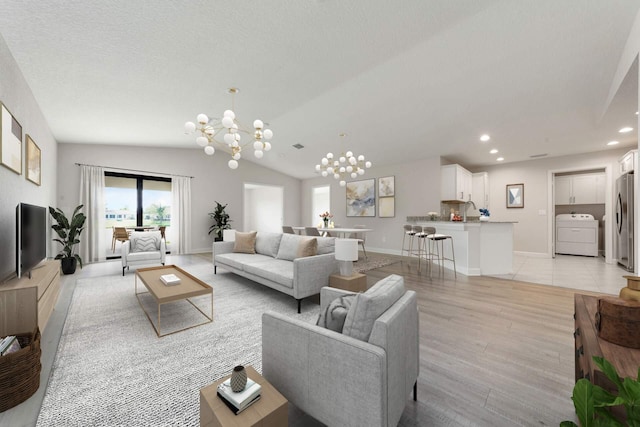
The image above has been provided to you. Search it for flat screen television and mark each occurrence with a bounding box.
[16,203,47,279]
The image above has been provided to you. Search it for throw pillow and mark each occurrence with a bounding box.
[132,234,160,252]
[317,294,356,332]
[297,237,318,258]
[316,236,336,255]
[233,231,257,254]
[342,274,405,342]
[276,233,302,261]
[255,232,283,258]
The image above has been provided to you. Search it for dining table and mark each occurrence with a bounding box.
[292,226,373,238]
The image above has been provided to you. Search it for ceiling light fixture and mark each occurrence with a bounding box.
[619,127,634,133]
[315,133,372,187]
[184,87,273,169]
[496,157,504,162]
[480,134,491,142]
[608,140,620,146]
[490,149,498,154]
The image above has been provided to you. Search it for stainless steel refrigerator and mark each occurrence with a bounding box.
[616,171,634,271]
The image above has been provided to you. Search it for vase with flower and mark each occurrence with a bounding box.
[319,211,333,228]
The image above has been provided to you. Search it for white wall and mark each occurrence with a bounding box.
[0,35,57,281]
[302,155,442,255]
[244,184,283,233]
[56,143,301,254]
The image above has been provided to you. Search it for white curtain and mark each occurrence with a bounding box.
[79,165,105,263]
[171,176,191,254]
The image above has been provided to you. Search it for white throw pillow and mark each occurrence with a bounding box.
[130,232,161,253]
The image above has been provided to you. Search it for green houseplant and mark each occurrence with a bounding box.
[561,356,640,427]
[49,204,86,274]
[208,201,232,241]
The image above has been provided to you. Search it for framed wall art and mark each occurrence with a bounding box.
[378,175,395,197]
[506,183,524,208]
[26,134,41,185]
[346,178,375,217]
[378,196,395,217]
[1,102,22,174]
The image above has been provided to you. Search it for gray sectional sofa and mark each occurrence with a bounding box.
[213,232,339,312]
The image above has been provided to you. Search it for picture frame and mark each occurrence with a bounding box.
[26,134,41,185]
[0,102,23,174]
[506,183,524,208]
[346,178,375,217]
[378,196,395,217]
[378,176,395,197]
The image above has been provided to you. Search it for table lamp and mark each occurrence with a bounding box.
[335,238,359,276]
[223,229,236,242]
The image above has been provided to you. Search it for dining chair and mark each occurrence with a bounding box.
[159,226,166,240]
[354,225,368,260]
[282,226,295,234]
[304,227,322,236]
[113,226,129,252]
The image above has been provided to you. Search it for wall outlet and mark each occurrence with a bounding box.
[382,236,386,243]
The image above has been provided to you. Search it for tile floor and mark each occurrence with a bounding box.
[490,253,630,295]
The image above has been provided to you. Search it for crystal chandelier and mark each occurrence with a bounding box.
[315,135,372,187]
[184,88,273,169]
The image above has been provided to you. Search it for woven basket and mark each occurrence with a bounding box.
[596,297,640,348]
[0,327,41,412]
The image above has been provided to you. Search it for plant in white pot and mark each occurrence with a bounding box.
[49,204,86,274]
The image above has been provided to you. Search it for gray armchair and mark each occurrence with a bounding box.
[262,275,419,427]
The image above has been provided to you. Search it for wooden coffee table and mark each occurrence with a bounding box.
[200,365,287,427]
[135,265,213,337]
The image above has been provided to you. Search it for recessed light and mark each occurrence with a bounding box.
[490,149,498,154]
[636,111,639,115]
[496,157,504,162]
[480,134,490,142]
[607,140,620,146]
[619,127,634,133]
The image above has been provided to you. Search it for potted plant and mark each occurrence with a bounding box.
[561,356,640,426]
[49,204,86,274]
[208,201,232,241]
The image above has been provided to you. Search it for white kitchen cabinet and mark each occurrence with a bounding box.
[554,173,605,205]
[619,150,637,174]
[441,164,472,202]
[471,172,489,214]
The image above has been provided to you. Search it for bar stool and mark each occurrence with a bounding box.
[401,224,416,257]
[425,229,456,278]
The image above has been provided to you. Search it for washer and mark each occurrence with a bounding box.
[555,214,598,256]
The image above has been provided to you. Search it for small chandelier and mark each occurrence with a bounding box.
[184,88,273,169]
[315,135,372,187]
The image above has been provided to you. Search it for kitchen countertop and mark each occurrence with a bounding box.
[406,216,517,224]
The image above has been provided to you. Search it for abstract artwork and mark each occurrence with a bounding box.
[378,196,395,217]
[346,178,375,217]
[506,183,524,208]
[0,102,22,174]
[378,176,395,197]
[26,134,41,185]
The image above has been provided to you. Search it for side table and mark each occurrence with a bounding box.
[200,365,287,427]
[329,273,368,292]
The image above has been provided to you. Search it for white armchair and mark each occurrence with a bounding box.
[262,274,419,427]
[121,231,166,275]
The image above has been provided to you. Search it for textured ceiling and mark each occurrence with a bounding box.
[0,0,638,179]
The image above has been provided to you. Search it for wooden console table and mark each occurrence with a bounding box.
[574,293,640,390]
[0,260,61,333]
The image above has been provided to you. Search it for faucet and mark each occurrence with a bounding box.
[463,200,476,223]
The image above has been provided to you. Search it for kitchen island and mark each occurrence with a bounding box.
[407,217,515,276]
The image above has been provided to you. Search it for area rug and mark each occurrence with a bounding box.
[353,257,399,273]
[36,265,319,426]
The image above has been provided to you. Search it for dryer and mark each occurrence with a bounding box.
[555,214,598,257]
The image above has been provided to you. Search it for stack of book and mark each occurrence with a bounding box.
[217,377,262,415]
[0,336,21,356]
[160,273,181,286]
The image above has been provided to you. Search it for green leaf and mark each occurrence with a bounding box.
[592,385,617,407]
[593,356,623,389]
[572,379,595,427]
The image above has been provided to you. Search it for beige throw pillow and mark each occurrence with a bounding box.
[297,237,318,258]
[233,231,257,254]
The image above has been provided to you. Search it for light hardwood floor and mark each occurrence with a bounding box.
[1,253,590,426]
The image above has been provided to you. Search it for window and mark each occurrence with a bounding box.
[311,185,330,226]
